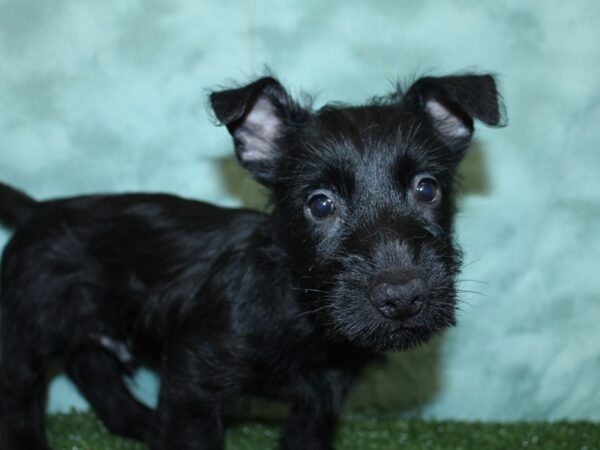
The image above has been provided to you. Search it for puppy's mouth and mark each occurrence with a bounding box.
[326,290,457,352]
[310,250,459,351]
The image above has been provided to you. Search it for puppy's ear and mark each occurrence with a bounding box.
[210,77,306,185]
[404,74,506,154]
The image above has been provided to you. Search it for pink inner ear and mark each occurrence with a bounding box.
[234,97,282,162]
[425,99,470,139]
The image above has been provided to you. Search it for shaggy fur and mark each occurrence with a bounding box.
[0,73,504,450]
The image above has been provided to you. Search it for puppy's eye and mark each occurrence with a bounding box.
[306,192,335,220]
[413,176,439,203]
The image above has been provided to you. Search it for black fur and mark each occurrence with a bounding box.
[0,73,504,450]
[0,184,37,229]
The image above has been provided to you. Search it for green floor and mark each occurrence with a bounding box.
[47,412,600,450]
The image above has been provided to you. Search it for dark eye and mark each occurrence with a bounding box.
[307,193,335,219]
[414,176,439,203]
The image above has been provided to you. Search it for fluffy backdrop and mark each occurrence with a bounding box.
[0,0,599,421]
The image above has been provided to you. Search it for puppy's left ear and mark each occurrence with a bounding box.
[210,77,308,185]
[404,74,507,154]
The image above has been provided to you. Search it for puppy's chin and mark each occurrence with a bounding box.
[327,298,457,352]
[346,323,449,351]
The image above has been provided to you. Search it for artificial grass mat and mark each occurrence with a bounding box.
[47,412,600,450]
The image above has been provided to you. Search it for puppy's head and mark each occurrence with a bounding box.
[210,74,505,351]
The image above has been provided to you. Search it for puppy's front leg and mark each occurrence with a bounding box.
[158,396,223,450]
[157,389,223,450]
[157,339,229,450]
[280,369,354,450]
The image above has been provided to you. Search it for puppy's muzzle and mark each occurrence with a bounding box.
[369,274,426,320]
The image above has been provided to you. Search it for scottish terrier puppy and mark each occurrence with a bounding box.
[0,73,504,450]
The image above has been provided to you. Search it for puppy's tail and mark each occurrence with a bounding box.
[0,182,38,229]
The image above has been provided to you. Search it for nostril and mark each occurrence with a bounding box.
[369,278,426,320]
[411,296,425,314]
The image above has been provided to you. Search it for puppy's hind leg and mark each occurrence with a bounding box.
[0,332,51,450]
[65,345,159,448]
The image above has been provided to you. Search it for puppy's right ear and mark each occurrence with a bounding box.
[210,77,306,185]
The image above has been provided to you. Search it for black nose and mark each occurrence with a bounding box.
[369,277,426,320]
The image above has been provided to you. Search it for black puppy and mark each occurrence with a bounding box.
[0,73,504,450]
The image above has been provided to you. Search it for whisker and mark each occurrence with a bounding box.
[291,287,329,294]
[456,278,489,285]
[456,289,486,297]
[295,304,334,319]
[461,258,481,268]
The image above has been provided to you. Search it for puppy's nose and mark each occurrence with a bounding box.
[369,278,426,320]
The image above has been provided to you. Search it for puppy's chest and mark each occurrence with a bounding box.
[242,335,349,398]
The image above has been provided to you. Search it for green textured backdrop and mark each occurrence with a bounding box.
[0,0,599,421]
